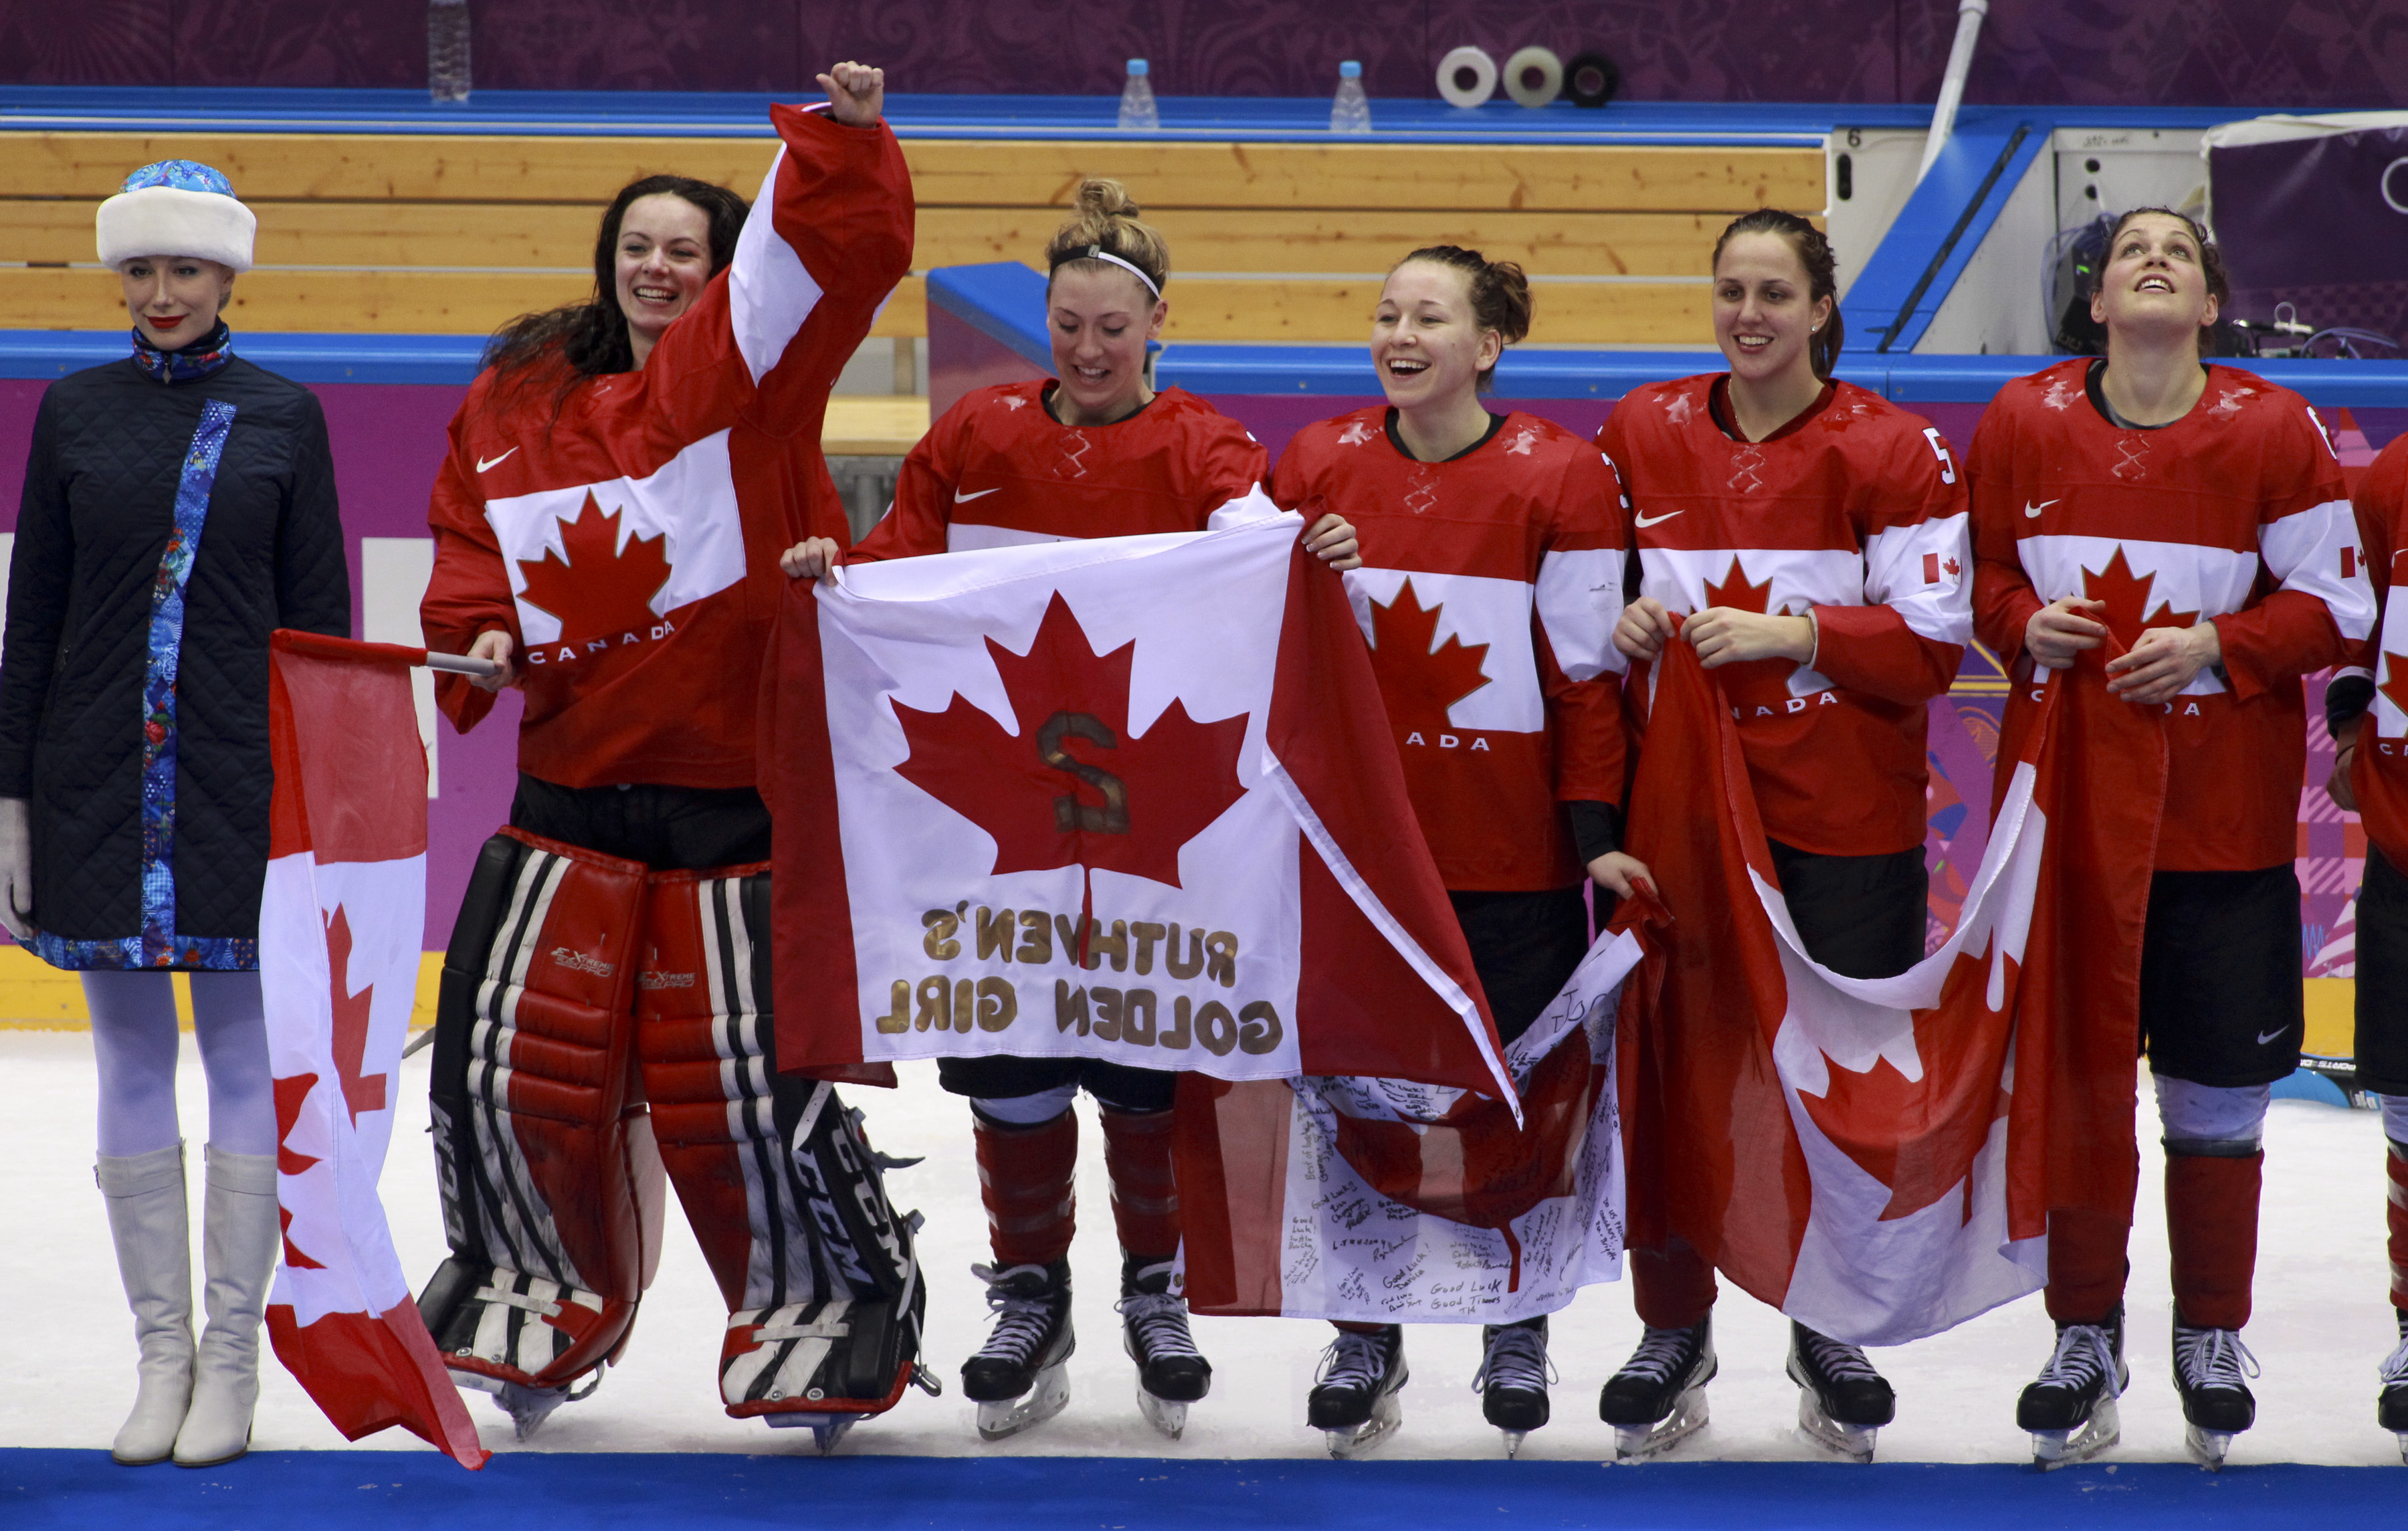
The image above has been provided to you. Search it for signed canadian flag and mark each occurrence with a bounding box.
[261,632,486,1467]
[769,514,1508,1098]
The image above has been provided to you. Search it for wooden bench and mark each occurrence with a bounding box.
[1,132,1822,348]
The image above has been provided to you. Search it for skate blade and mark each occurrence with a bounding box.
[1795,1393,1877,1464]
[764,1412,858,1454]
[1501,1429,1526,1459]
[1136,1384,1188,1442]
[2031,1398,2120,1471]
[1322,1391,1403,1459]
[975,1361,1071,1442]
[2185,1423,2234,1471]
[494,1381,573,1442]
[1613,1388,1708,1462]
[2395,1432,2408,1467]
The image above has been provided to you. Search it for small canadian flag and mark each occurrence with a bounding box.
[1922,552,1961,584]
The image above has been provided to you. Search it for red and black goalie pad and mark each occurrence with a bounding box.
[636,865,927,1419]
[419,829,665,1393]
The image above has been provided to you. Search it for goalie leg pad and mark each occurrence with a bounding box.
[635,866,928,1420]
[421,829,656,1393]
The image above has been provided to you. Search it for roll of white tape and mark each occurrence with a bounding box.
[1502,45,1563,109]
[1437,45,1498,110]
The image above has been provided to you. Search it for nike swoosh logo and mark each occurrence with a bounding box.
[954,487,1001,504]
[2023,498,2059,518]
[2255,1027,2290,1046]
[1633,510,1684,528]
[477,447,518,473]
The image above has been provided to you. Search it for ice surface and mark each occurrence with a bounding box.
[3,1029,2401,1467]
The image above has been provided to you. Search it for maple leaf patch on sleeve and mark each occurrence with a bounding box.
[891,593,1250,890]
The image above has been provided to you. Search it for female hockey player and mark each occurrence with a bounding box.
[1266,244,1646,1455]
[416,64,928,1447]
[0,161,350,1467]
[2326,428,2408,1461]
[815,177,1363,1443]
[1971,207,2370,1467]
[1597,209,1972,1463]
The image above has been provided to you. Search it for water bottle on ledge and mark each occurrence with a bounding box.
[429,0,472,105]
[1118,59,1159,132]
[1330,60,1371,133]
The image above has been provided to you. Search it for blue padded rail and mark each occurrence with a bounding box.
[927,263,1051,365]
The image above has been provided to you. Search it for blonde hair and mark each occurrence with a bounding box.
[1045,178,1170,298]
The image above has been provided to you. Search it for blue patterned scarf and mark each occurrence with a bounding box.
[130,320,234,385]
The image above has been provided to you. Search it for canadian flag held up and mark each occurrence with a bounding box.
[768,514,1510,1100]
[262,631,486,1468]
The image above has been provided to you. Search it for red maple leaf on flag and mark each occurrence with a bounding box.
[892,593,1251,891]
[324,905,388,1126]
[1366,579,1491,726]
[1792,948,2015,1223]
[272,1072,326,1269]
[2080,546,2198,649]
[516,493,678,645]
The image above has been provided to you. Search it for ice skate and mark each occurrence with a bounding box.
[1472,1316,1551,1457]
[2171,1316,2258,1470]
[2017,1308,2126,1470]
[2380,1311,2408,1464]
[1116,1259,1210,1441]
[962,1261,1074,1442]
[1598,1315,1715,1461]
[1786,1321,1894,1463]
[1308,1326,1407,1457]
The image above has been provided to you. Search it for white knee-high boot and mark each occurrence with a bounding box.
[97,1142,195,1465]
[172,1144,278,1467]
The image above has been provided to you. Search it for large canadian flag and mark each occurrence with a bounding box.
[768,514,1508,1100]
[262,631,487,1468]
[1619,633,2163,1345]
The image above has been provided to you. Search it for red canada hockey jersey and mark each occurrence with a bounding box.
[1272,409,1627,892]
[1599,376,1971,858]
[849,381,1272,559]
[419,105,912,790]
[2343,435,2408,872]
[1971,359,2371,872]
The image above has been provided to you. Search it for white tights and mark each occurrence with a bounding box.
[84,970,276,1158]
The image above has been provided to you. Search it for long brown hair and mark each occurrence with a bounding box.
[484,173,750,401]
[1711,209,1843,381]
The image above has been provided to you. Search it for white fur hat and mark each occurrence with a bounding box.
[96,161,256,273]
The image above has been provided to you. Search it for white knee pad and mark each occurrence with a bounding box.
[2379,1093,2408,1146]
[971,1084,1080,1127]
[2154,1075,2270,1151]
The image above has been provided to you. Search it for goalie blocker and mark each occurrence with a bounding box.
[419,831,928,1435]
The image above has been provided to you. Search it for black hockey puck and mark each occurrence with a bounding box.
[1563,52,1620,108]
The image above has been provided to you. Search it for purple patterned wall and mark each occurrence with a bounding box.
[1,1,2401,106]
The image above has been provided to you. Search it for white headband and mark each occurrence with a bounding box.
[1067,245,1161,300]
